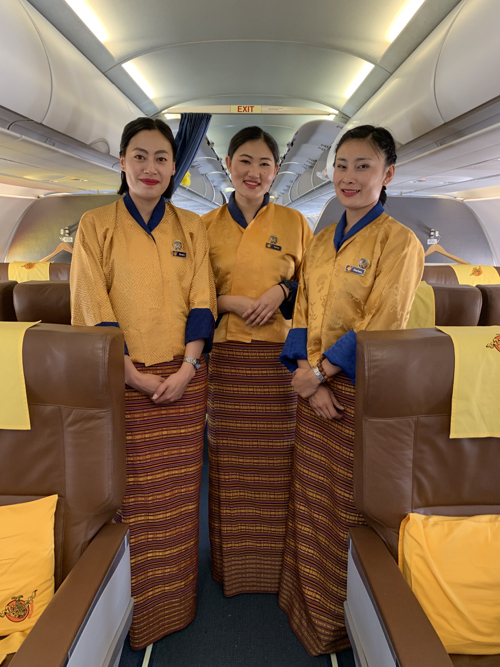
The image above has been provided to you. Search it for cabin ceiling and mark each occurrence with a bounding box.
[27,0,462,160]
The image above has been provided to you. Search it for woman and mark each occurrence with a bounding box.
[70,117,216,650]
[278,125,424,655]
[202,126,313,597]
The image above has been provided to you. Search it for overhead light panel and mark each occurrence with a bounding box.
[63,0,108,42]
[388,0,426,42]
[164,113,181,120]
[345,62,375,99]
[122,62,155,99]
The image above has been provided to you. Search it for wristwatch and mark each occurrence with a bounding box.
[279,279,294,301]
[183,356,201,370]
[311,365,326,383]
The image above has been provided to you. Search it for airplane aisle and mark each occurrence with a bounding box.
[119,429,354,667]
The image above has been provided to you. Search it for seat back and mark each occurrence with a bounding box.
[0,280,17,321]
[0,262,70,281]
[477,285,500,326]
[423,265,500,285]
[433,284,482,326]
[354,329,500,560]
[0,324,126,588]
[13,281,71,324]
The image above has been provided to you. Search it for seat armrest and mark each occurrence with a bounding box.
[349,525,453,667]
[11,523,129,667]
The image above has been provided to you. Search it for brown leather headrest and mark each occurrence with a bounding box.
[14,281,71,324]
[477,285,500,326]
[0,280,17,321]
[432,284,482,326]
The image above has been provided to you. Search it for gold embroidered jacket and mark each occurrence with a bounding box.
[70,198,216,366]
[202,202,312,344]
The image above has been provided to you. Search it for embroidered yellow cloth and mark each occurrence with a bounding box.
[0,321,39,430]
[203,202,312,343]
[399,513,500,654]
[8,261,51,283]
[406,281,435,329]
[436,326,500,437]
[451,264,500,285]
[293,213,424,365]
[0,495,57,662]
[70,200,216,366]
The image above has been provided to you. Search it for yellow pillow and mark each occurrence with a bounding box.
[0,495,57,661]
[399,513,500,654]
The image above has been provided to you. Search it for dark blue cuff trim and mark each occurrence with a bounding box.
[279,327,307,372]
[323,330,357,384]
[278,281,298,320]
[95,321,129,355]
[185,308,216,353]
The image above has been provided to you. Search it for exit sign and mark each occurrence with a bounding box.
[230,105,262,114]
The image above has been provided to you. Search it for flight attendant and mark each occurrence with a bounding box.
[279,125,424,655]
[202,126,313,597]
[70,117,216,650]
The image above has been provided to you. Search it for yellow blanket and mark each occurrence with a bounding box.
[406,281,435,329]
[0,322,40,430]
[451,264,500,286]
[8,261,51,283]
[437,326,500,438]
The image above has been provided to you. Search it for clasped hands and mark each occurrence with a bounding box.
[239,284,286,327]
[292,366,345,421]
[126,362,195,405]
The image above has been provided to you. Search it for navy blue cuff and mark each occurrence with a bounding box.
[185,308,216,353]
[279,327,307,372]
[323,330,357,384]
[95,321,129,355]
[278,281,298,320]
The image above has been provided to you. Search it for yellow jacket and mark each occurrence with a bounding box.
[70,197,217,366]
[281,204,424,381]
[203,200,312,344]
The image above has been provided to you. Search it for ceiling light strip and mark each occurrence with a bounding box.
[122,62,155,99]
[345,63,375,99]
[63,0,108,42]
[388,0,426,42]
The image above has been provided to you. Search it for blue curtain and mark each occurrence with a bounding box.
[172,113,212,195]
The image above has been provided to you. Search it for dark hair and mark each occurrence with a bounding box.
[118,117,177,199]
[335,125,396,205]
[227,126,280,165]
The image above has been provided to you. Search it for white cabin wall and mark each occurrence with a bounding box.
[0,195,37,261]
[463,198,500,265]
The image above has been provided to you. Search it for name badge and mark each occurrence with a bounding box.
[172,240,186,257]
[172,251,187,258]
[266,242,282,251]
[345,264,365,276]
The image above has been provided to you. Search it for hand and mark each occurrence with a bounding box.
[292,367,321,398]
[228,295,257,319]
[151,364,195,405]
[308,385,345,421]
[126,371,164,397]
[242,285,284,327]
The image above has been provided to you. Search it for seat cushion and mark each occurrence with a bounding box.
[399,513,500,655]
[0,496,57,657]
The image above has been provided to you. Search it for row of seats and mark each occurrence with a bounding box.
[1,325,132,667]
[1,279,499,326]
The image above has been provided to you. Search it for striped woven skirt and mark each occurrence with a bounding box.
[115,357,207,651]
[207,341,296,596]
[278,373,366,656]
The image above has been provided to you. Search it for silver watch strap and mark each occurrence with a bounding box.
[183,356,199,368]
[312,365,325,383]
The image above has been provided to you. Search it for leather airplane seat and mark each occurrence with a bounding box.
[1,324,132,667]
[0,280,17,321]
[423,265,500,285]
[477,285,500,326]
[13,281,71,324]
[0,263,70,281]
[346,329,500,667]
[433,284,482,326]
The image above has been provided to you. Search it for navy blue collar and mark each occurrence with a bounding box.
[227,191,270,229]
[124,193,166,238]
[333,201,384,252]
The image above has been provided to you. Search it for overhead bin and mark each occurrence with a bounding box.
[0,0,142,158]
[332,0,500,148]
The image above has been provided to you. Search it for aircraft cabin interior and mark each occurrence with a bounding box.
[1,0,500,666]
